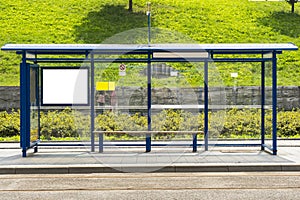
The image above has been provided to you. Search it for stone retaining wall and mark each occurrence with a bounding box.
[0,86,299,111]
[0,86,20,111]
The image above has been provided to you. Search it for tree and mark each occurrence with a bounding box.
[128,0,133,12]
[286,0,298,13]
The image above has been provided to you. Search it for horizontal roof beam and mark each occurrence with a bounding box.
[2,43,298,54]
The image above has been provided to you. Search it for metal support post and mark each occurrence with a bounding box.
[91,53,95,152]
[20,51,30,157]
[272,52,277,155]
[146,51,152,152]
[204,60,209,151]
[261,60,265,151]
[99,133,103,153]
[36,65,40,153]
[192,133,197,152]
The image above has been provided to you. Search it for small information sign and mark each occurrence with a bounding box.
[119,64,126,76]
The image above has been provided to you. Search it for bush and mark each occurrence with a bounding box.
[277,109,300,137]
[90,108,300,139]
[0,110,20,137]
[1,108,300,140]
[95,111,147,137]
[221,109,264,138]
[40,108,89,139]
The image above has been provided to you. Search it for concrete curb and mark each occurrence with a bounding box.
[1,163,300,174]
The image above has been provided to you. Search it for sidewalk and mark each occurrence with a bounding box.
[1,140,300,174]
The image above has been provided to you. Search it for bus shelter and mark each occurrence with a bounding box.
[1,43,298,157]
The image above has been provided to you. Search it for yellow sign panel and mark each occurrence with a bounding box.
[96,82,108,91]
[96,82,115,91]
[108,82,115,91]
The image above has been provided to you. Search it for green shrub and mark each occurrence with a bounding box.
[95,111,147,139]
[40,108,89,139]
[152,109,185,131]
[221,109,263,138]
[1,108,300,140]
[0,110,20,137]
[277,109,300,137]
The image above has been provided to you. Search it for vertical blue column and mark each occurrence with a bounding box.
[146,51,152,152]
[98,133,103,153]
[192,134,197,152]
[146,2,152,152]
[272,52,277,155]
[20,52,30,157]
[193,67,200,152]
[90,53,96,152]
[35,64,40,153]
[261,60,265,151]
[204,60,209,151]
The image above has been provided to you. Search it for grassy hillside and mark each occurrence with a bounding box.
[0,0,299,86]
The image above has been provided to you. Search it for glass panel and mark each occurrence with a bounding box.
[208,61,226,146]
[151,62,202,143]
[211,61,265,146]
[93,60,148,143]
[30,66,39,143]
[264,53,274,148]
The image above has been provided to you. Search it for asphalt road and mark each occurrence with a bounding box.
[0,172,300,200]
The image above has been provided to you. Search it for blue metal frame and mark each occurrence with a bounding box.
[23,57,275,63]
[20,52,30,157]
[204,60,209,152]
[272,52,278,155]
[1,43,297,157]
[261,60,266,151]
[146,51,152,152]
[91,53,96,152]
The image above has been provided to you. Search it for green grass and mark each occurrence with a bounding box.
[0,0,299,86]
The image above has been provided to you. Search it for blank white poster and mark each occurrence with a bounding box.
[42,68,89,105]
